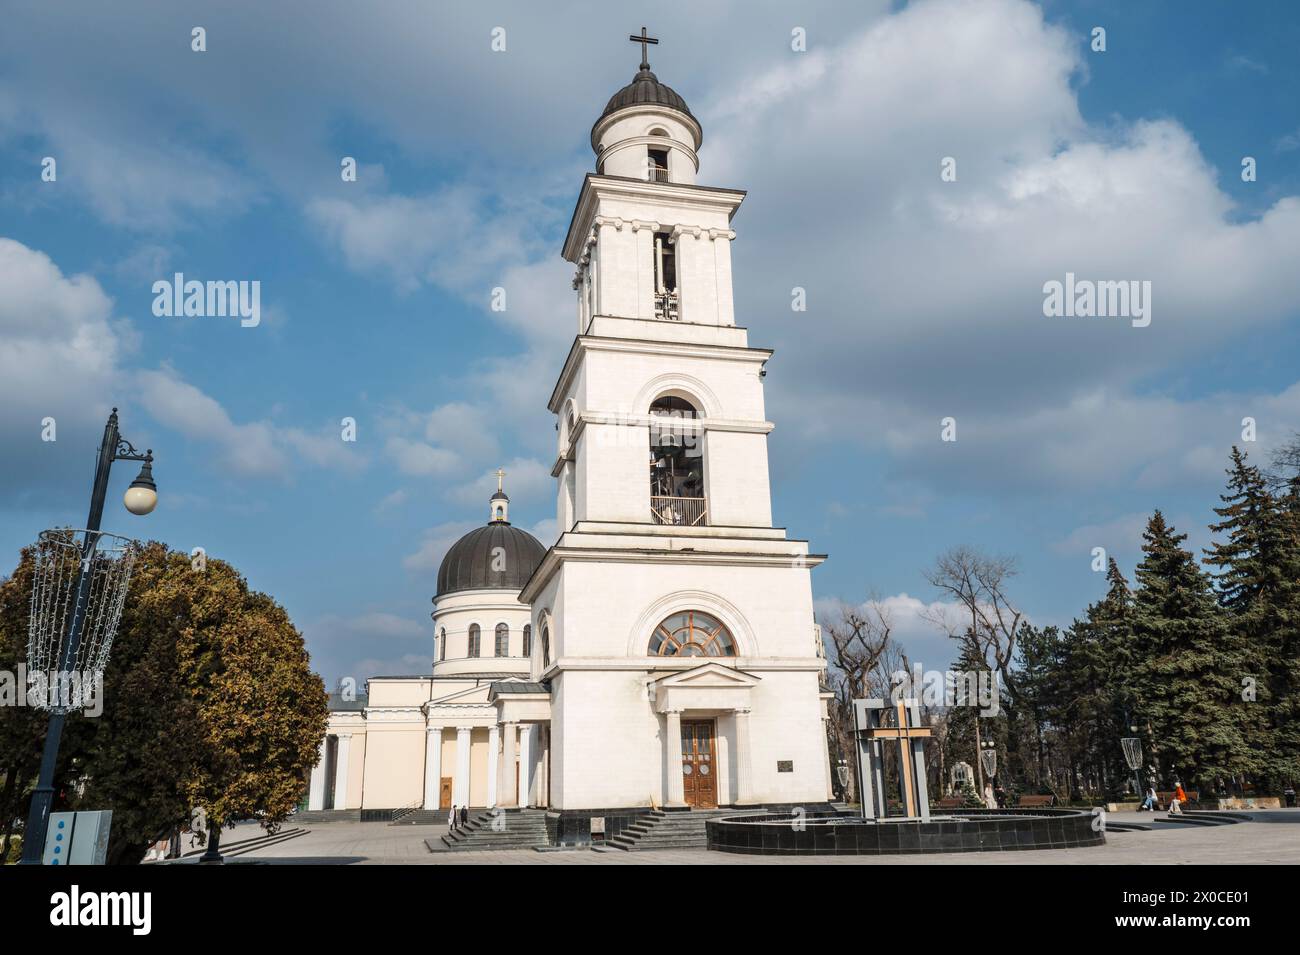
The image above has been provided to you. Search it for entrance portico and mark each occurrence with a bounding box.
[489,682,553,808]
[651,663,760,807]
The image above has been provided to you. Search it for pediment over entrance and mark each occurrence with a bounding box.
[650,662,759,713]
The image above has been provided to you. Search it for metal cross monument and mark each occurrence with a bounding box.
[853,697,933,821]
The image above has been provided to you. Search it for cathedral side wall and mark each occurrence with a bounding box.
[361,725,425,810]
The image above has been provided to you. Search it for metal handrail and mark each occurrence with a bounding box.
[651,495,707,526]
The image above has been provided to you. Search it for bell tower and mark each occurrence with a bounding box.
[521,31,830,811]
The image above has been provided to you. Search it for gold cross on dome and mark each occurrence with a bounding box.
[629,26,658,70]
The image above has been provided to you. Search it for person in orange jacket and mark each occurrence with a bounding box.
[1169,780,1188,814]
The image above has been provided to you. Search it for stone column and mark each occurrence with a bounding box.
[518,724,533,807]
[333,734,351,811]
[497,722,518,808]
[453,726,472,807]
[734,709,756,805]
[665,711,687,807]
[822,716,836,801]
[423,726,443,810]
[308,737,328,810]
[486,724,500,809]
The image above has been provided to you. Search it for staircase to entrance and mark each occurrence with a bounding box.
[603,808,739,851]
[426,808,550,852]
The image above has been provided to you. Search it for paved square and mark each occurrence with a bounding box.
[228,811,1300,865]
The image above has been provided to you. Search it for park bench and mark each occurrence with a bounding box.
[1155,790,1199,809]
[1017,794,1056,808]
[935,796,963,810]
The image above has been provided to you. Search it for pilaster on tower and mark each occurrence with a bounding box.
[565,33,745,335]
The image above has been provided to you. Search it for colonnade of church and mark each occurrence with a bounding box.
[421,721,547,810]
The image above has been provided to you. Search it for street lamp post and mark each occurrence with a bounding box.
[1121,726,1144,803]
[20,409,157,864]
[979,739,997,805]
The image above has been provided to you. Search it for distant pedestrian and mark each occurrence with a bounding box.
[459,805,469,828]
[983,783,996,810]
[1140,787,1156,811]
[447,805,456,832]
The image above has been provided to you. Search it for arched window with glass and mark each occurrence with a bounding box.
[439,628,446,662]
[541,625,551,667]
[467,624,481,658]
[495,623,509,657]
[648,610,736,657]
[523,624,532,658]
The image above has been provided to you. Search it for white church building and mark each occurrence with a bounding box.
[310,35,834,844]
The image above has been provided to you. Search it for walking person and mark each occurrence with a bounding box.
[459,804,469,828]
[448,804,456,832]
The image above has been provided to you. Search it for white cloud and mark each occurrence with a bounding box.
[1052,513,1151,557]
[448,457,552,508]
[0,238,124,502]
[403,520,479,573]
[385,436,461,478]
[136,366,366,479]
[816,592,980,670]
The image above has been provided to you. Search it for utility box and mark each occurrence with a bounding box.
[42,810,113,865]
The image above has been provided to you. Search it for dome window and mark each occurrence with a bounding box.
[495,622,509,657]
[468,624,481,658]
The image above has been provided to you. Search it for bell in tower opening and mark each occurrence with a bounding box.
[649,396,705,526]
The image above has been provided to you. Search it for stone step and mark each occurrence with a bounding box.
[426,809,551,853]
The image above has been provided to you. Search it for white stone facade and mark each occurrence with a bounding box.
[314,51,832,819]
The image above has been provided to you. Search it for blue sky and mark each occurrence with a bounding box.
[2,0,1298,685]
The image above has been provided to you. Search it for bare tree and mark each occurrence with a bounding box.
[823,600,893,698]
[924,546,1027,783]
[1268,431,1300,490]
[923,546,1022,684]
[819,600,894,802]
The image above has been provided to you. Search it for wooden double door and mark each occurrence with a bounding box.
[680,719,718,808]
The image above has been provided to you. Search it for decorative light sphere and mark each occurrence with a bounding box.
[123,485,157,515]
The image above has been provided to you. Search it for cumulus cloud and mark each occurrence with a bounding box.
[385,436,461,478]
[697,0,1300,495]
[136,366,366,479]
[449,458,553,509]
[0,238,125,505]
[403,520,479,573]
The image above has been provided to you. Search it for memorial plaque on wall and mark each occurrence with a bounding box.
[777,760,794,773]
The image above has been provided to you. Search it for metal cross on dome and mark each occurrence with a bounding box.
[629,26,658,70]
[496,467,505,492]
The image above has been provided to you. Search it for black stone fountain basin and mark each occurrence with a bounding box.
[706,807,1106,855]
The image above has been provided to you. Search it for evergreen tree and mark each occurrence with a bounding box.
[1204,447,1299,788]
[1132,511,1252,790]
